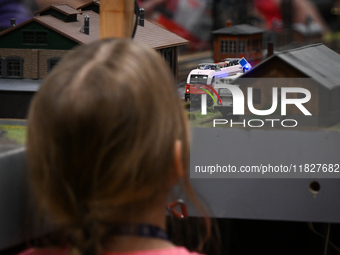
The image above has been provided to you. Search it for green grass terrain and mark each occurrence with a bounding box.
[185,102,340,131]
[0,125,27,145]
[188,106,225,128]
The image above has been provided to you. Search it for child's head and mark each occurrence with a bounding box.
[26,39,190,239]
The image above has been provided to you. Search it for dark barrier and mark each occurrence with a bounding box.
[1,128,340,251]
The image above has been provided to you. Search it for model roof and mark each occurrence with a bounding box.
[293,22,323,36]
[241,43,340,89]
[34,11,99,44]
[134,19,188,49]
[0,5,188,50]
[35,3,81,16]
[212,24,265,35]
[77,0,100,10]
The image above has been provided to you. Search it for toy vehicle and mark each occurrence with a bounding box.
[184,58,249,105]
[213,74,243,117]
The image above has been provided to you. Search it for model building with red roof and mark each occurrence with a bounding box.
[0,1,188,81]
[0,1,188,118]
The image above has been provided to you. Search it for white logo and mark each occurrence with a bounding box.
[201,85,311,116]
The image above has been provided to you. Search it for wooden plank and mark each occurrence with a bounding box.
[100,0,135,39]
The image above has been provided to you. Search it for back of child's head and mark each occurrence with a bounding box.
[26,39,191,253]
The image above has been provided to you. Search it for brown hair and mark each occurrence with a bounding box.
[26,39,210,255]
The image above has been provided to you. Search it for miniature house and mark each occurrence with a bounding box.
[292,22,323,45]
[212,24,265,66]
[0,3,188,80]
[0,1,188,118]
[236,43,340,126]
[279,0,323,48]
[77,0,100,13]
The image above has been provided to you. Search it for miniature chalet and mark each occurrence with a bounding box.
[212,24,265,66]
[0,1,188,118]
[292,22,323,45]
[236,43,340,126]
[77,0,100,13]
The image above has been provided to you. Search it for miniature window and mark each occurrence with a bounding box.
[221,40,228,53]
[36,31,48,45]
[229,41,236,53]
[6,57,23,78]
[23,31,48,45]
[23,31,35,44]
[190,75,208,84]
[253,89,261,104]
[239,41,245,53]
[65,14,77,22]
[47,57,61,72]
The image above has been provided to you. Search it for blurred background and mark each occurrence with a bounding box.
[1,0,340,51]
[1,2,340,255]
[1,0,340,82]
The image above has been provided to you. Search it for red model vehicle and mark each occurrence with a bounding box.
[185,59,247,105]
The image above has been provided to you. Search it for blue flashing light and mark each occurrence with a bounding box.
[239,58,248,67]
